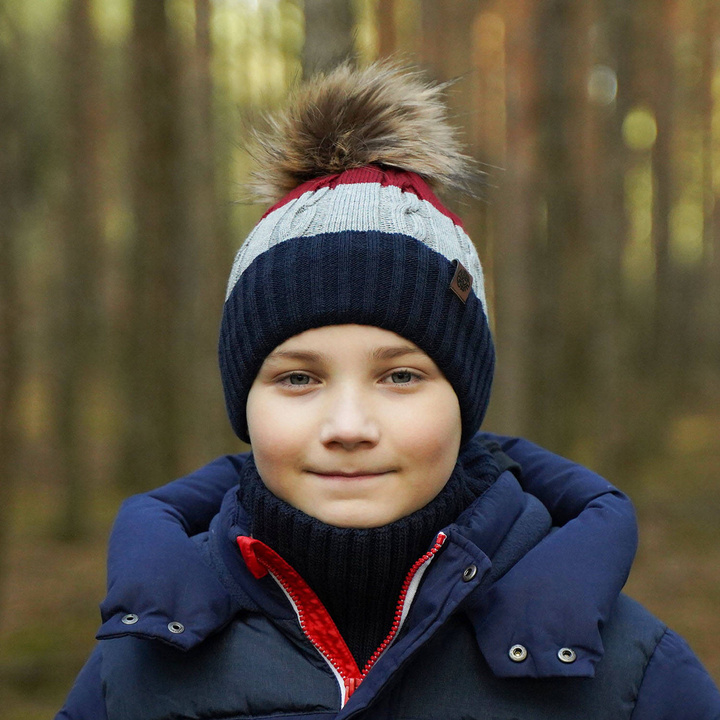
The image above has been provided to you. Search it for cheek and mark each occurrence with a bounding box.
[246,390,306,486]
[392,388,462,469]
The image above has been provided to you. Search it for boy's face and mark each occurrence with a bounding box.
[246,324,462,528]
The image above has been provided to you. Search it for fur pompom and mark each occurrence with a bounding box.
[247,61,480,204]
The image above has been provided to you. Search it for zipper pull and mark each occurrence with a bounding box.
[344,676,361,700]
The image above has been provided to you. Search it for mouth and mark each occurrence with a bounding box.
[307,470,393,481]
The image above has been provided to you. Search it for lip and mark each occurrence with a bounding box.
[307,470,393,480]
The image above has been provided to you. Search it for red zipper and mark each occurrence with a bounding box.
[238,535,360,704]
[266,565,355,701]
[237,532,447,706]
[360,532,447,677]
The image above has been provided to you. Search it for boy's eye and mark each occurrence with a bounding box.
[387,370,416,384]
[288,373,311,385]
[280,373,313,386]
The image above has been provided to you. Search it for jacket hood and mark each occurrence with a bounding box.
[97,434,637,679]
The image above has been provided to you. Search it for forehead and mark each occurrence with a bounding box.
[264,325,428,362]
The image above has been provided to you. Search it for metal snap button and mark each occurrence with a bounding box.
[168,621,185,634]
[121,613,139,625]
[509,644,528,662]
[558,647,577,663]
[462,564,478,582]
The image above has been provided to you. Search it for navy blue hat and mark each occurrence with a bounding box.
[219,167,494,446]
[218,64,494,446]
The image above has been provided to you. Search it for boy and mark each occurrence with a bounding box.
[57,62,720,719]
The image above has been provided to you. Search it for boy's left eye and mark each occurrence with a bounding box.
[288,373,311,385]
[277,372,315,387]
[385,370,417,384]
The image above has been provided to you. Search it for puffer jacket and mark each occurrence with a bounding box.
[56,434,720,719]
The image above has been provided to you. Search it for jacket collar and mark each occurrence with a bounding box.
[97,454,622,679]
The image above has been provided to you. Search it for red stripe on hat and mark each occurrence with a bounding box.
[261,166,464,228]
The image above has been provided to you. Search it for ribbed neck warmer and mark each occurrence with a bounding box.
[237,445,499,668]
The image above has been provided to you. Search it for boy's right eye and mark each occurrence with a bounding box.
[289,373,310,385]
[279,372,313,386]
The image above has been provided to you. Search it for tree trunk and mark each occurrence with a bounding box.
[118,0,187,491]
[302,0,355,77]
[585,0,633,475]
[648,0,679,388]
[531,0,590,454]
[184,0,237,463]
[0,17,24,615]
[488,0,539,438]
[51,0,104,539]
[699,0,720,372]
[377,0,397,58]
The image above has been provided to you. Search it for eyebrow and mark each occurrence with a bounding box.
[264,350,324,364]
[370,345,423,360]
[264,345,423,364]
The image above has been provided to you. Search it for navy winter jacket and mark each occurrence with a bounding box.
[56,434,720,719]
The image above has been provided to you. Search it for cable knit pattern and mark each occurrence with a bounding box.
[225,171,487,311]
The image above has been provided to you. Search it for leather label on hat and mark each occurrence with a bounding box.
[450,260,473,303]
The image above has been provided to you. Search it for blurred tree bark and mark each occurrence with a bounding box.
[530,0,590,454]
[0,11,24,614]
[647,0,680,386]
[184,0,236,462]
[419,0,544,443]
[417,0,546,442]
[420,0,478,80]
[377,0,397,57]
[490,0,539,438]
[302,0,355,76]
[668,4,706,391]
[51,0,104,539]
[119,0,186,491]
[699,0,720,371]
[585,0,633,474]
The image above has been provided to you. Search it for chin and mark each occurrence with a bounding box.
[313,505,399,529]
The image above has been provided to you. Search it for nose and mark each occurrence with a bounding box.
[318,384,380,450]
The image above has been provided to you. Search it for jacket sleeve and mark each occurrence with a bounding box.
[55,645,107,720]
[483,432,637,580]
[483,432,637,526]
[632,629,720,719]
[475,432,638,678]
[97,454,246,647]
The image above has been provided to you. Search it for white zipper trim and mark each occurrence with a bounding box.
[264,531,447,708]
[366,550,440,668]
[398,554,435,628]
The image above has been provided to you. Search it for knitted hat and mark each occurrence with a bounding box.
[219,62,494,446]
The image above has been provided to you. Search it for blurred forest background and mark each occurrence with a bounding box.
[1,0,720,715]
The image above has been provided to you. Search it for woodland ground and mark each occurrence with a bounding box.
[2,406,720,719]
